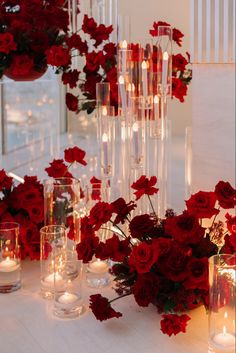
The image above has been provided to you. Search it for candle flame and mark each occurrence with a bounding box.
[132,83,135,92]
[102,133,108,142]
[27,110,32,117]
[224,312,228,319]
[6,257,10,261]
[223,326,227,335]
[102,106,108,116]
[127,83,132,92]
[163,51,169,61]
[119,75,125,85]
[142,61,147,70]
[133,122,139,132]
[154,95,159,104]
[121,40,128,49]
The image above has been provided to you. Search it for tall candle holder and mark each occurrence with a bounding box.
[130,120,145,169]
[96,82,110,108]
[139,42,153,111]
[208,254,236,353]
[0,222,21,293]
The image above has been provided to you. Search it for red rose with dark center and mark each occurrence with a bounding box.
[25,202,44,224]
[129,214,155,239]
[129,241,159,273]
[133,273,159,307]
[45,159,72,178]
[89,202,113,230]
[186,191,219,219]
[89,294,122,321]
[160,314,191,336]
[183,257,209,290]
[172,53,188,72]
[64,146,87,165]
[131,175,158,200]
[215,181,236,209]
[0,32,17,54]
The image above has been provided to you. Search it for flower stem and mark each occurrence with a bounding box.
[209,206,221,235]
[109,292,132,304]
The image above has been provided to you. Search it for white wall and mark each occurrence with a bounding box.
[118,0,192,136]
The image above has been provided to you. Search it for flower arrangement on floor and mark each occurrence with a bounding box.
[76,176,236,336]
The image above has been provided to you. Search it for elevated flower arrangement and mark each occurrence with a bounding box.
[76,176,236,336]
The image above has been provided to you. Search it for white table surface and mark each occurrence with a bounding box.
[0,260,208,353]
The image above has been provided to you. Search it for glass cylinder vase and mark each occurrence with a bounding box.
[0,222,21,293]
[208,254,236,353]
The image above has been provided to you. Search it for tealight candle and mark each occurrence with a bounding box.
[89,260,108,274]
[0,257,19,273]
[44,272,63,285]
[212,327,235,349]
[58,292,78,305]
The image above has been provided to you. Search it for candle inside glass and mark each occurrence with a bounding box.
[0,257,19,272]
[58,292,78,305]
[212,326,235,350]
[88,260,109,274]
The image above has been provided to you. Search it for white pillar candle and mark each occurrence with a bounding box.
[154,95,159,120]
[142,60,148,98]
[58,292,78,305]
[162,51,169,86]
[119,75,127,113]
[0,257,19,272]
[133,122,139,162]
[102,133,109,171]
[89,260,108,274]
[121,40,128,73]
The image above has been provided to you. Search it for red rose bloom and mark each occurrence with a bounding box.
[90,294,122,321]
[64,146,87,166]
[62,70,80,89]
[160,314,191,336]
[8,55,34,77]
[0,32,17,54]
[89,202,113,230]
[131,175,158,200]
[164,211,205,244]
[172,53,188,72]
[84,51,104,72]
[133,273,159,307]
[183,257,209,291]
[45,159,72,178]
[66,92,78,112]
[82,15,97,35]
[0,169,13,191]
[129,241,159,274]
[92,24,113,47]
[172,77,188,102]
[96,235,131,262]
[129,214,155,239]
[76,235,99,263]
[46,45,71,67]
[66,34,88,54]
[111,198,136,224]
[186,191,219,219]
[215,181,236,209]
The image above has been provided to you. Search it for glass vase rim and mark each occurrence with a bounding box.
[209,253,236,267]
[40,224,66,236]
[0,222,20,231]
[44,177,80,186]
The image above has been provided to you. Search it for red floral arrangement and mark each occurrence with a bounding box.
[76,176,236,336]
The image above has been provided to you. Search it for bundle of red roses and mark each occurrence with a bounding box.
[76,176,236,336]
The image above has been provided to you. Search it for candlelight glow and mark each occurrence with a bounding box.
[154,95,159,104]
[121,40,128,49]
[163,51,169,61]
[102,133,108,142]
[119,75,125,85]
[128,83,132,92]
[142,61,147,70]
[133,122,139,132]
[102,106,108,116]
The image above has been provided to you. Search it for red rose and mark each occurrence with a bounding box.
[82,15,97,35]
[221,234,236,254]
[160,314,191,336]
[131,175,158,200]
[64,146,87,166]
[183,257,209,291]
[164,211,205,244]
[89,202,113,230]
[45,159,72,178]
[62,70,80,89]
[80,216,95,239]
[129,214,155,239]
[66,34,88,54]
[128,241,159,274]
[111,198,136,224]
[96,234,131,262]
[92,24,113,47]
[76,235,99,263]
[83,73,102,99]
[104,43,116,57]
[225,213,236,235]
[8,55,34,77]
[193,235,218,258]
[215,181,236,209]
[89,294,122,321]
[66,92,78,112]
[0,169,13,191]
[90,177,102,201]
[186,191,219,219]
[25,202,44,224]
[155,238,172,257]
[84,51,105,73]
[46,45,71,67]
[172,77,188,102]
[172,54,188,72]
[133,273,159,307]
[0,32,17,54]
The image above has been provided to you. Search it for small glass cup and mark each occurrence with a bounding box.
[86,256,111,288]
[208,254,236,353]
[0,222,21,293]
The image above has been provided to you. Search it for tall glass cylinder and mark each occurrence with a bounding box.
[117,14,131,45]
[208,254,236,353]
[156,26,172,97]
[139,42,153,111]
[0,222,21,293]
[96,82,110,108]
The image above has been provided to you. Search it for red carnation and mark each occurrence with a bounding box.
[0,169,13,191]
[66,92,78,112]
[46,45,71,67]
[82,15,97,35]
[186,191,219,219]
[131,175,158,200]
[129,240,159,274]
[89,294,122,321]
[64,146,87,166]
[45,159,72,178]
[76,235,99,263]
[215,181,236,209]
[129,214,155,239]
[62,70,80,89]
[89,202,113,230]
[111,198,136,224]
[0,32,17,54]
[160,314,191,336]
[172,54,188,72]
[172,77,188,103]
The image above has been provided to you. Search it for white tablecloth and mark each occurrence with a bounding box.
[0,260,208,353]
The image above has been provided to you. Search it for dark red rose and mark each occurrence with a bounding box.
[46,45,71,67]
[111,198,136,224]
[62,70,80,89]
[80,216,95,239]
[96,234,131,262]
[82,15,97,34]
[76,235,99,263]
[183,257,209,291]
[172,288,200,312]
[164,211,205,244]
[221,234,236,254]
[225,213,236,235]
[92,24,113,47]
[0,169,13,191]
[131,175,158,200]
[133,273,159,307]
[172,77,188,102]
[129,214,155,239]
[89,294,122,321]
[155,238,172,257]
[66,34,88,54]
[104,43,116,57]
[215,181,236,209]
[128,240,159,274]
[89,202,113,230]
[0,201,8,217]
[8,55,34,77]
[193,235,218,258]
[66,92,78,112]
[84,51,105,72]
[25,202,44,224]
[172,54,188,72]
[186,191,219,219]
[160,314,191,336]
[0,32,17,53]
[45,159,72,178]
[64,146,87,166]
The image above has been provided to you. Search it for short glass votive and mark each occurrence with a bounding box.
[0,222,21,293]
[86,257,111,288]
[208,254,236,353]
[40,225,67,299]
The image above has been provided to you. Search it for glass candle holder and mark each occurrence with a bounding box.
[86,256,111,288]
[156,26,172,96]
[40,225,67,299]
[130,120,145,168]
[96,82,110,108]
[208,254,236,353]
[139,43,153,110]
[0,222,21,293]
